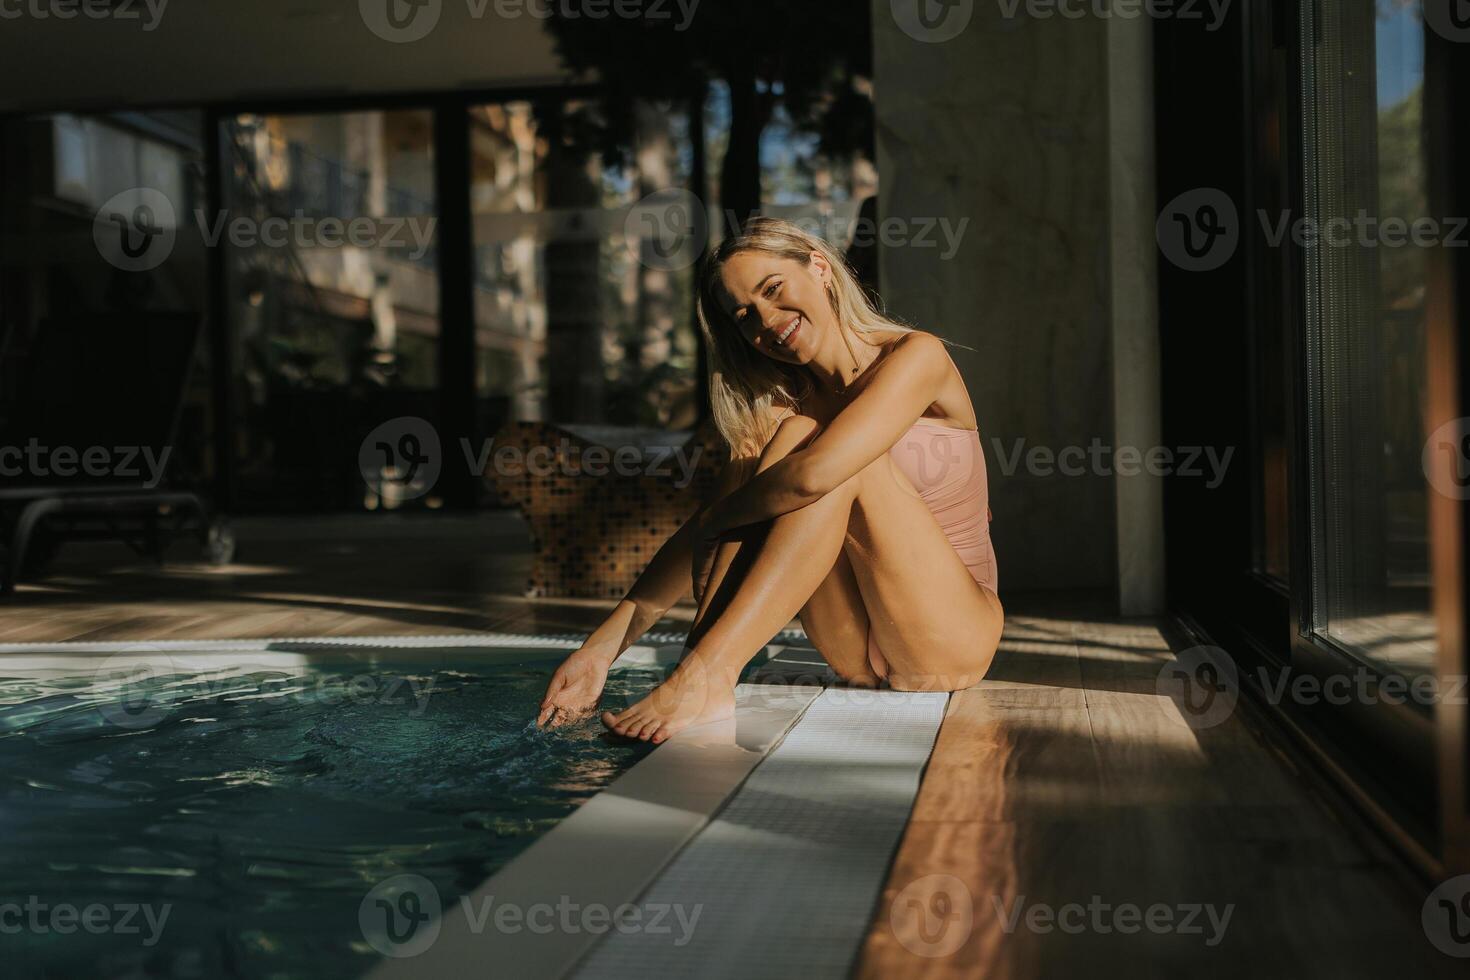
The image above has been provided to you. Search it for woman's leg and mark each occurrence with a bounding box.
[685,419,877,683]
[602,455,870,740]
[602,417,1003,742]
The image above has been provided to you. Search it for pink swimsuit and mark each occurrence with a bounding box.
[866,416,998,674]
[888,417,998,591]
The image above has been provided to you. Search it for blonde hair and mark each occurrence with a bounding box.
[696,216,919,455]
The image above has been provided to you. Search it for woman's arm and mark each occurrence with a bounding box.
[578,511,702,666]
[565,448,759,668]
[537,507,708,727]
[700,332,953,535]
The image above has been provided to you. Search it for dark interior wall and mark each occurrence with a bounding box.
[871,6,1117,593]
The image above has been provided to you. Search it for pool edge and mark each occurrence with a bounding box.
[363,681,822,980]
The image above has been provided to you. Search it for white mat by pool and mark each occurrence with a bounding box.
[571,687,948,979]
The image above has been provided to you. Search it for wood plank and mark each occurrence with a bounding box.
[859,610,1462,979]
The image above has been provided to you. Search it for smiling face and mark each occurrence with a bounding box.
[716,249,836,366]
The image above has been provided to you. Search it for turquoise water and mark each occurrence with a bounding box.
[0,654,660,978]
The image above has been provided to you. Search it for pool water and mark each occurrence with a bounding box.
[0,654,661,978]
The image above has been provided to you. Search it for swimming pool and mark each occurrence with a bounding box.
[0,651,664,978]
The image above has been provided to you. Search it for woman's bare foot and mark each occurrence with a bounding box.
[601,654,737,744]
[537,642,617,727]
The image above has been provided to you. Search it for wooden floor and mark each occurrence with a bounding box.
[1,515,1454,977]
[857,610,1457,978]
[0,512,678,643]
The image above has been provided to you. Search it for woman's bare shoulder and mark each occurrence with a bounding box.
[871,329,947,371]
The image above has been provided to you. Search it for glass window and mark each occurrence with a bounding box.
[222,110,440,512]
[467,98,702,432]
[1300,0,1433,679]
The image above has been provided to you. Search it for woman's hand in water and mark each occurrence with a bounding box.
[537,640,618,728]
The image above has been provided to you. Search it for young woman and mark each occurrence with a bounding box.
[536,218,1003,742]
